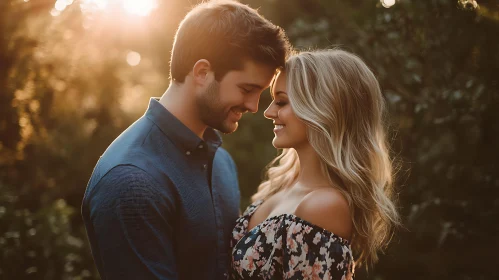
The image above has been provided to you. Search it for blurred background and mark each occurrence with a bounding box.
[1,0,498,279]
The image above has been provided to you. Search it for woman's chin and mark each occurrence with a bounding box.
[272,138,289,149]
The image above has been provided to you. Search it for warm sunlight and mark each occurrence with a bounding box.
[123,0,158,17]
[53,0,158,17]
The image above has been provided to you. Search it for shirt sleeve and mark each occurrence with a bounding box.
[282,221,355,280]
[88,165,177,280]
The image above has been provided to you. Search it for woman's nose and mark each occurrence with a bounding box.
[264,103,277,120]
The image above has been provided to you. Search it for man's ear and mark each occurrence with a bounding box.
[192,59,213,86]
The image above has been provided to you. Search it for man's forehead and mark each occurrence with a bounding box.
[234,60,276,86]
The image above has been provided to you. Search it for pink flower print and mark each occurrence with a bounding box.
[304,225,313,234]
[324,269,334,280]
[256,258,269,270]
[292,222,303,234]
[261,225,268,234]
[313,232,322,244]
[275,236,283,250]
[253,235,262,248]
[312,259,325,277]
[264,226,276,243]
[247,250,260,260]
[302,265,313,277]
[287,235,297,252]
[290,254,304,268]
[241,256,255,272]
[233,230,245,241]
[302,242,309,255]
[295,233,304,243]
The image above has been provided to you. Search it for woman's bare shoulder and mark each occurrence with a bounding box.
[295,188,352,240]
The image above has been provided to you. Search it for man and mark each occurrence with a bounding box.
[81,0,290,279]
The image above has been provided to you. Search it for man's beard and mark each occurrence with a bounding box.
[197,80,239,134]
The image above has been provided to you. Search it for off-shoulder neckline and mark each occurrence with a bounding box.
[243,199,351,245]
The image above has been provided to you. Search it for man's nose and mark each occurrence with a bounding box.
[244,94,260,113]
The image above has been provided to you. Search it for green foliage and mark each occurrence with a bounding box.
[0,182,97,279]
[0,0,498,279]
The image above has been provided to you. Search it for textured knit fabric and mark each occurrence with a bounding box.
[82,98,240,280]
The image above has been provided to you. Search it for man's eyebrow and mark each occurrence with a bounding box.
[238,83,264,90]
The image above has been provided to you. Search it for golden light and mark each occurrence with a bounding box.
[381,0,396,8]
[81,0,108,11]
[54,0,67,11]
[126,51,141,66]
[50,9,61,17]
[51,0,73,16]
[123,0,158,17]
[79,0,157,16]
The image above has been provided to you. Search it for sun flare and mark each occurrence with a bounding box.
[53,0,158,17]
[123,0,158,17]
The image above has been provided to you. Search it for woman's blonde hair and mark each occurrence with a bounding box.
[252,49,400,267]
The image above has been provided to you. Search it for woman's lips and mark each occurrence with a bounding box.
[273,124,285,132]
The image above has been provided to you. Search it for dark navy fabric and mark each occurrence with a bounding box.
[82,98,240,279]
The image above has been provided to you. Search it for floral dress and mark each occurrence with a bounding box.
[230,200,355,280]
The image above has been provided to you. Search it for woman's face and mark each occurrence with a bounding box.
[264,72,309,149]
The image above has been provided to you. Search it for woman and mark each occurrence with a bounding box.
[230,49,400,279]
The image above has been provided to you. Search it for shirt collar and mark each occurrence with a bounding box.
[145,98,222,153]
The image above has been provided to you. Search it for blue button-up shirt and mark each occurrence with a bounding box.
[82,98,240,279]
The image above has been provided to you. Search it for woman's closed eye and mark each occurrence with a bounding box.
[275,101,287,107]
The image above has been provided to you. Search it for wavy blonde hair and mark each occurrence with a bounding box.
[252,49,400,267]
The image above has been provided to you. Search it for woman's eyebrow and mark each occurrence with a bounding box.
[271,90,287,99]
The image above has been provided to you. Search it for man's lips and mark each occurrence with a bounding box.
[230,109,243,121]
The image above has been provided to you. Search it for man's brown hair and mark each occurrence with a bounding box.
[170,0,290,83]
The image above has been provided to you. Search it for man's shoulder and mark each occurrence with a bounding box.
[214,147,237,170]
[101,165,153,183]
[214,147,234,162]
[84,165,176,219]
[90,165,164,196]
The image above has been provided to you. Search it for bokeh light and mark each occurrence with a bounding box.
[381,0,396,8]
[126,51,141,66]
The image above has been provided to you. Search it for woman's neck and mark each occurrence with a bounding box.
[294,144,330,189]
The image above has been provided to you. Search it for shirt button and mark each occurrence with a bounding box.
[203,164,208,169]
[224,272,228,278]
[186,151,191,155]
[198,144,204,149]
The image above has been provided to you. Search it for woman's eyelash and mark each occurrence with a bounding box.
[275,101,287,106]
